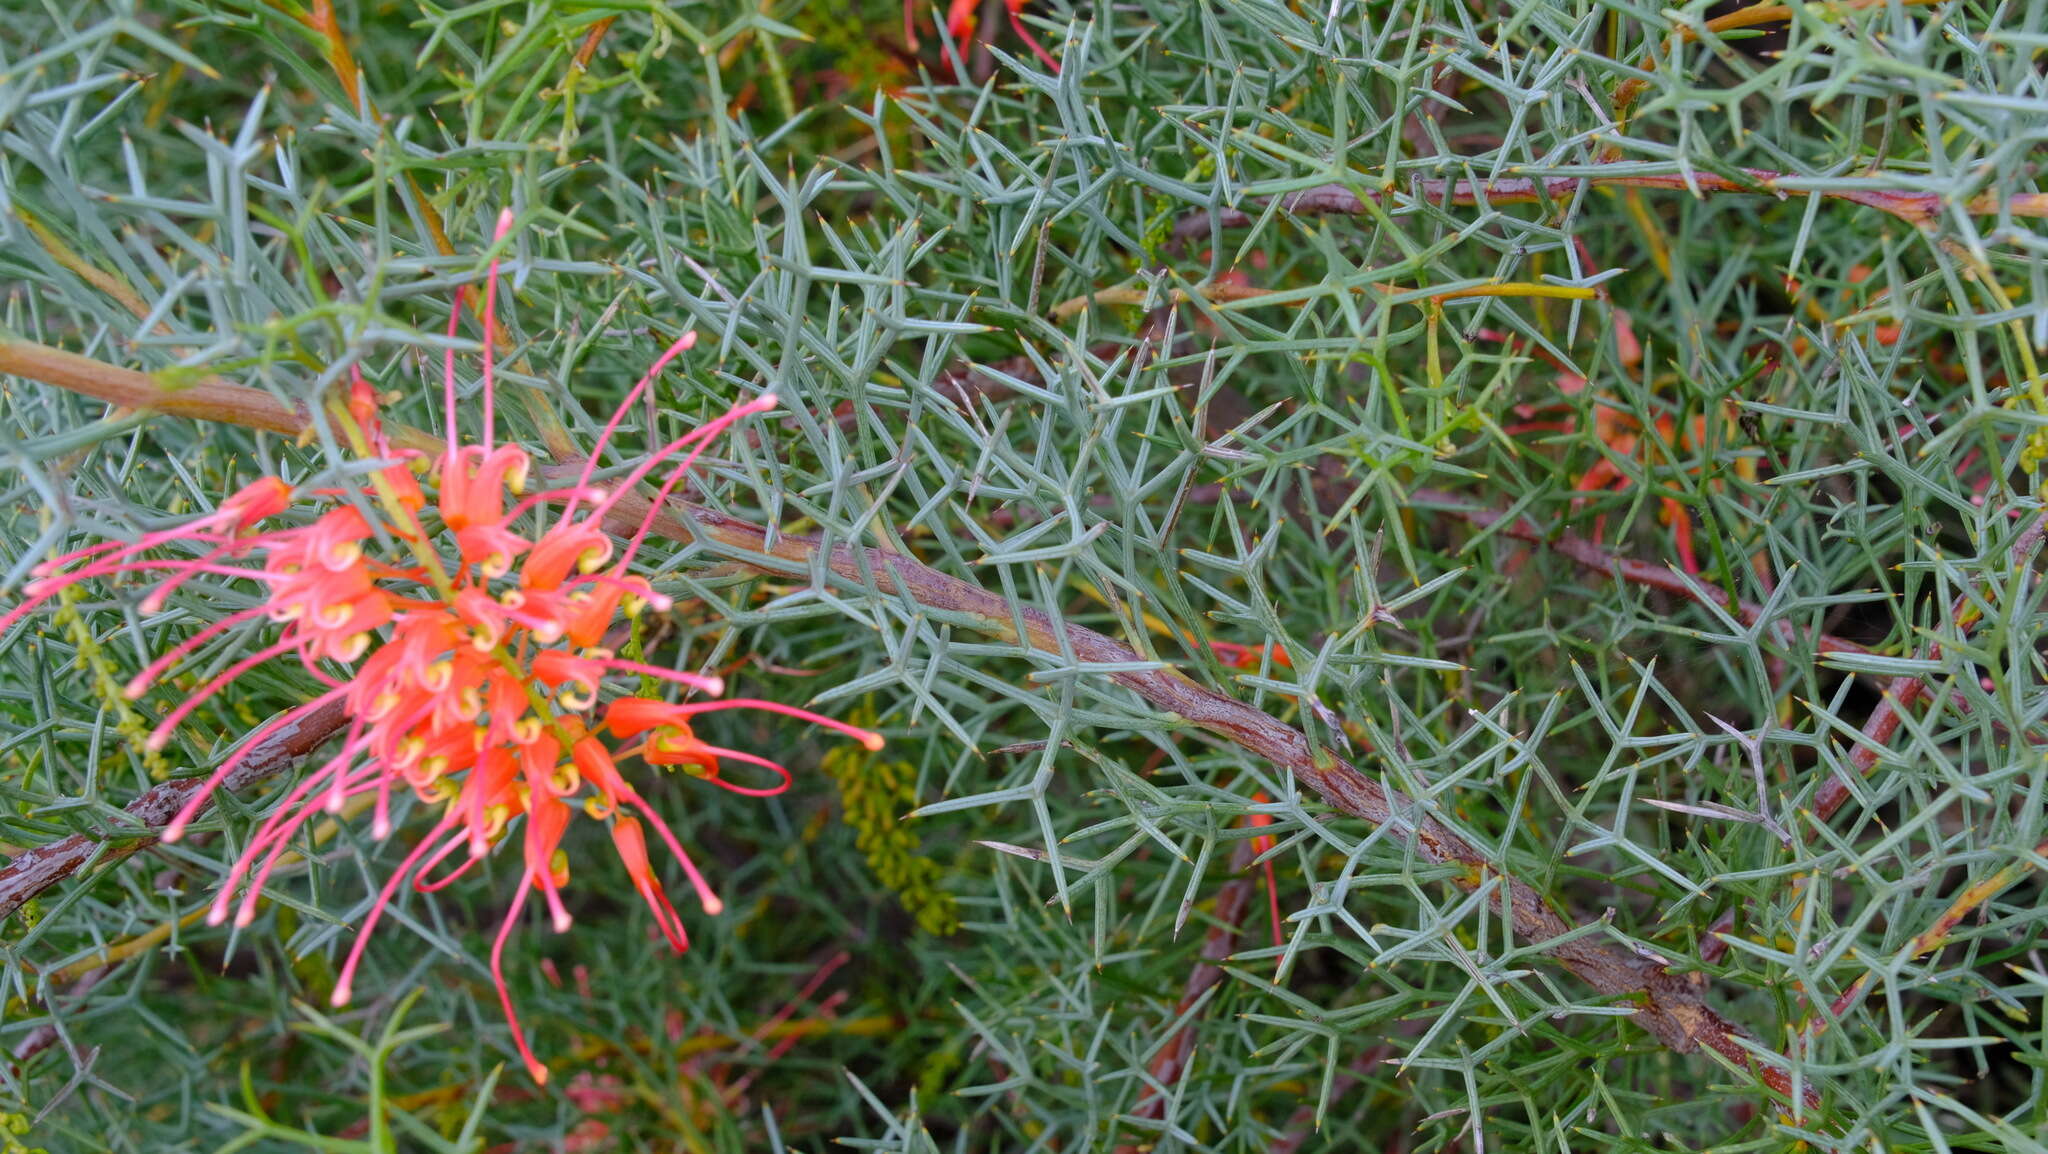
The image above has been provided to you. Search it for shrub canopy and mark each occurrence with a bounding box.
[3,0,2047,1150]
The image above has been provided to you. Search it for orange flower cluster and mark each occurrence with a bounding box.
[4,211,880,1083]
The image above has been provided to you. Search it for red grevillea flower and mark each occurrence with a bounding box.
[2,210,882,1084]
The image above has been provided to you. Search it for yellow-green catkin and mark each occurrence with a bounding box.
[1,1113,47,1154]
[49,580,169,780]
[820,707,959,936]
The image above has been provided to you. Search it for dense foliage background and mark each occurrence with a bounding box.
[4,0,2048,1149]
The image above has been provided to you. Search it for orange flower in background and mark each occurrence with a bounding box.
[1486,310,1726,575]
[2,209,882,1085]
[903,0,1059,72]
[1205,638,1292,671]
[1244,789,1283,948]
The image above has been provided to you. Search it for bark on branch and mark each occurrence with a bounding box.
[662,499,1810,1098]
[1,340,1808,1101]
[1171,169,2048,244]
[0,698,349,921]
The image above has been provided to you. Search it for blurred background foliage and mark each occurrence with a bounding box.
[4,0,2048,1150]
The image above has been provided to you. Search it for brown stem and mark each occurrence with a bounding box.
[305,0,361,108]
[1173,170,2048,244]
[658,499,1812,1100]
[1415,487,1875,655]
[0,697,349,921]
[573,16,616,70]
[4,345,1808,1102]
[0,341,308,437]
[1701,0,1942,36]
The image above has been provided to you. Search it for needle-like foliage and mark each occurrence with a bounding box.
[3,0,2047,1150]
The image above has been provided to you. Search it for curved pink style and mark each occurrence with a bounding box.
[3,210,883,1086]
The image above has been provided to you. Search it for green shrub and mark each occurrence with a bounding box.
[3,0,2046,1149]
